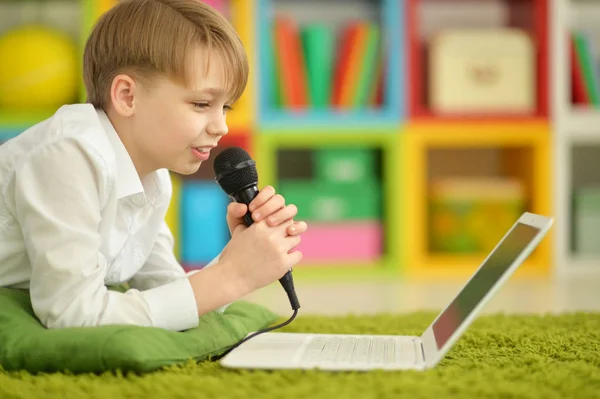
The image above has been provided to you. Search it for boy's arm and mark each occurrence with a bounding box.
[14,138,200,331]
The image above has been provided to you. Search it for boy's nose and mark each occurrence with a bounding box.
[207,113,228,137]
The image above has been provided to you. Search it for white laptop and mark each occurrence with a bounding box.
[220,212,553,371]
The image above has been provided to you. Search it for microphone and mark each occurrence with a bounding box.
[213,147,300,311]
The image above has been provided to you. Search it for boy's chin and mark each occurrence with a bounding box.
[171,162,203,176]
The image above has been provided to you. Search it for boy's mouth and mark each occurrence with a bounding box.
[192,146,212,161]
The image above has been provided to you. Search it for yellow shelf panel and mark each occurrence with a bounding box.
[403,122,553,277]
[406,120,551,146]
[227,0,256,131]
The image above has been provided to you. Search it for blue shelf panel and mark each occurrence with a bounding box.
[257,0,405,128]
[259,108,400,130]
[180,181,230,264]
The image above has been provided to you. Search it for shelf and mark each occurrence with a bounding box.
[565,109,600,140]
[404,122,552,276]
[555,255,600,277]
[257,0,404,128]
[554,0,600,277]
[255,129,403,271]
[407,0,549,120]
[410,114,546,123]
[259,109,400,129]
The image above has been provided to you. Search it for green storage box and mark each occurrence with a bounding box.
[428,178,525,253]
[315,148,377,184]
[279,180,382,222]
[573,186,600,255]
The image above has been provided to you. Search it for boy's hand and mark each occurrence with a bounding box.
[219,218,303,296]
[226,185,308,237]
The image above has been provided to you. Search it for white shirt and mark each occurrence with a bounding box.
[0,104,214,331]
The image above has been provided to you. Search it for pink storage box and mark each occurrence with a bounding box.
[296,221,383,263]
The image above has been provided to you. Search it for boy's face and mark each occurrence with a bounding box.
[128,46,232,176]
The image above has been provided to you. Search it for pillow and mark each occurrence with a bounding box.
[0,287,279,374]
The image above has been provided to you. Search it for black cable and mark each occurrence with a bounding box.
[211,308,299,361]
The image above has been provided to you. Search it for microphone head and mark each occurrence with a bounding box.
[213,147,258,195]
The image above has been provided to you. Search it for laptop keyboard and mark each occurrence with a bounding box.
[300,336,419,367]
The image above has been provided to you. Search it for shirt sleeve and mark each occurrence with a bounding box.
[13,137,198,331]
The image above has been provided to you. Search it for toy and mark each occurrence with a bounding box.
[0,25,78,109]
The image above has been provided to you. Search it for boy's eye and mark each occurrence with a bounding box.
[193,102,209,109]
[193,103,233,114]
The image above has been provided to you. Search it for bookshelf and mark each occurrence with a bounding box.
[0,0,561,279]
[254,128,403,273]
[404,121,552,278]
[553,0,600,276]
[407,0,549,122]
[257,0,404,129]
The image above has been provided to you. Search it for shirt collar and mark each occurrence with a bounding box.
[96,108,146,200]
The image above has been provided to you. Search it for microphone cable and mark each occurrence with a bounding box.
[211,308,298,361]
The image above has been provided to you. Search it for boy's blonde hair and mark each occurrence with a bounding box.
[83,0,248,108]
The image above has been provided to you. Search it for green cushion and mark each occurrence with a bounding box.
[0,287,279,374]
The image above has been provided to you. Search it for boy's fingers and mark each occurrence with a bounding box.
[248,185,276,212]
[226,203,248,234]
[266,204,297,226]
[287,221,307,235]
[253,194,285,222]
[228,202,247,217]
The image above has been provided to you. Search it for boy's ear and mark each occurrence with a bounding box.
[110,74,137,117]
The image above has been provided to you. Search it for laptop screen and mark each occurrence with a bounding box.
[431,222,540,349]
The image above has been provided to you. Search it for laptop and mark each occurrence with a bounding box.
[220,212,553,371]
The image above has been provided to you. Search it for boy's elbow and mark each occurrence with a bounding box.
[39,309,99,329]
[32,300,103,329]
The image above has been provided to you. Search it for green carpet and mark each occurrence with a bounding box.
[1,311,599,399]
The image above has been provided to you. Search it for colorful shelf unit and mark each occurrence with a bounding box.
[254,130,403,272]
[404,121,552,278]
[553,0,600,275]
[0,0,561,279]
[407,0,549,122]
[257,0,404,128]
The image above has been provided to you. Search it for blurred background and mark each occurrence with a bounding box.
[0,0,599,316]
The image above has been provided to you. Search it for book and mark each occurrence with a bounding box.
[272,16,308,109]
[573,31,600,106]
[353,23,381,108]
[301,23,335,109]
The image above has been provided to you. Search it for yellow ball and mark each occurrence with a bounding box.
[0,25,78,109]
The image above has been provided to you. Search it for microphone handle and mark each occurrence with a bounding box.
[231,185,259,227]
[230,185,300,310]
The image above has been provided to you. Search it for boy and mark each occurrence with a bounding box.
[0,0,307,331]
